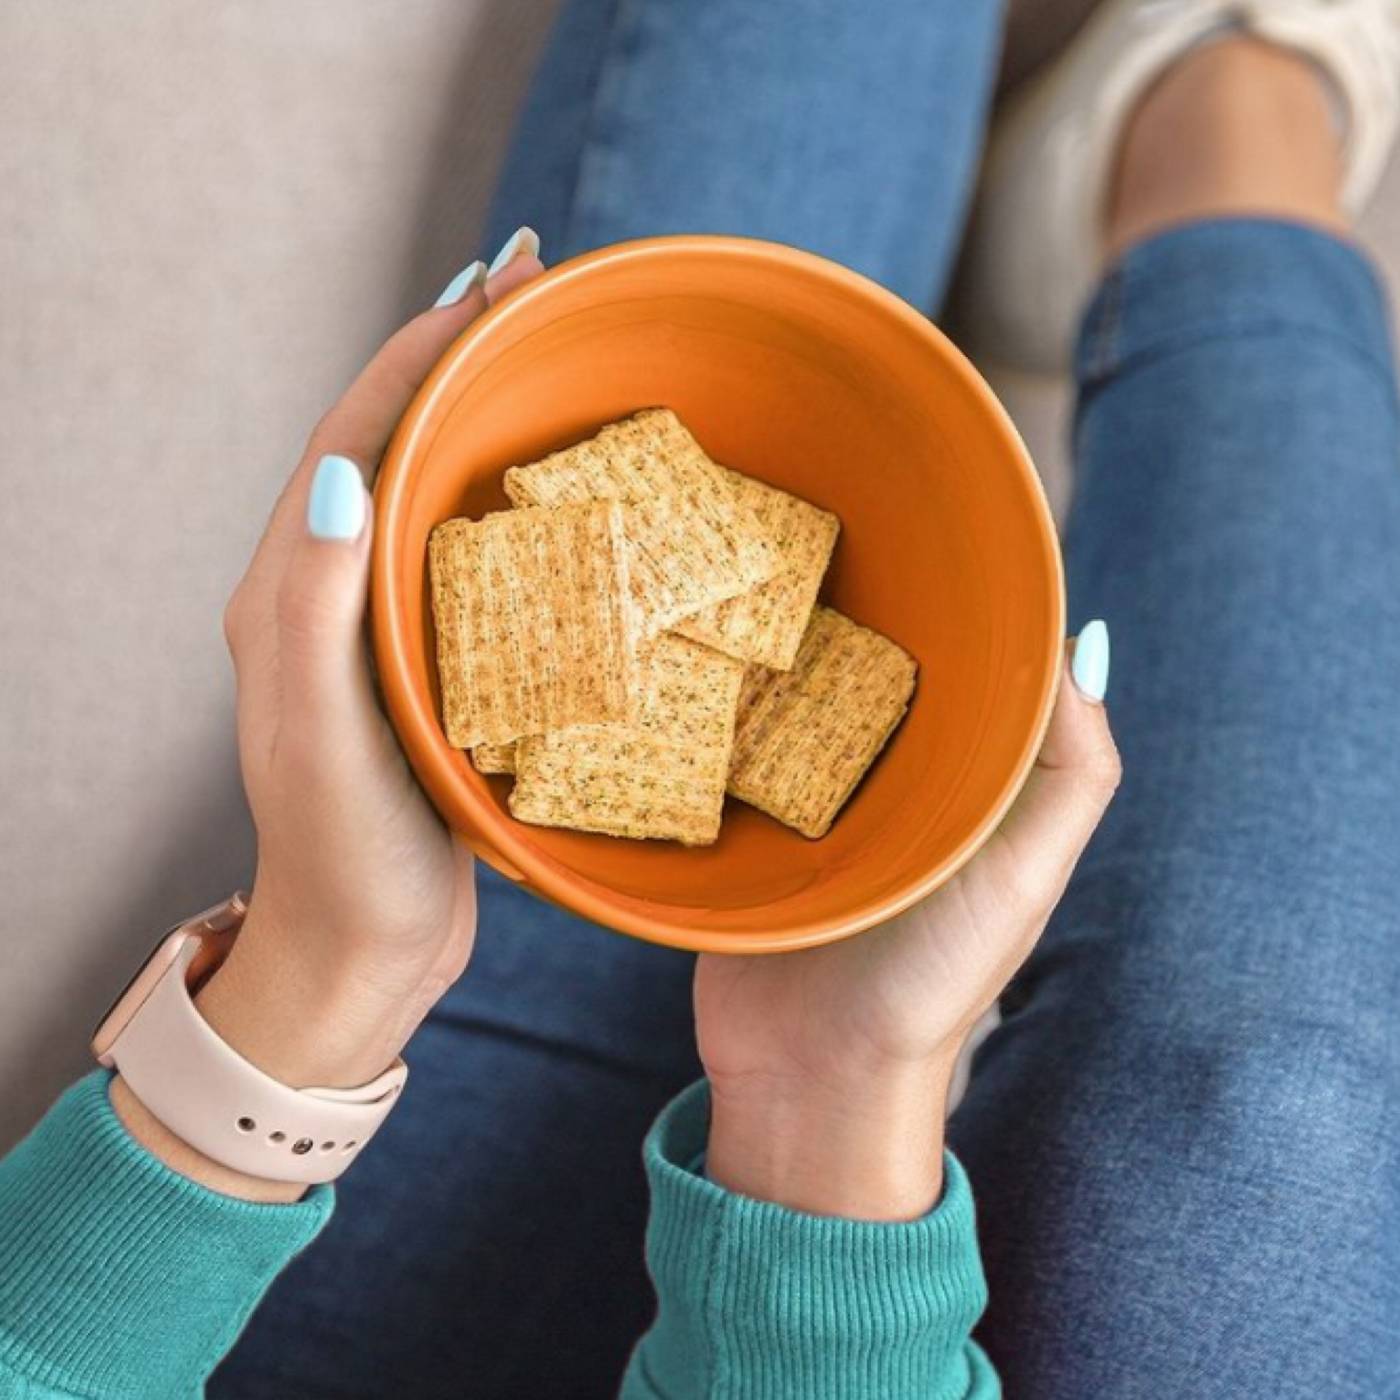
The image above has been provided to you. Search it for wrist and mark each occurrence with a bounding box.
[110,1073,309,1204]
[111,905,413,1202]
[193,906,414,1091]
[705,1056,958,1222]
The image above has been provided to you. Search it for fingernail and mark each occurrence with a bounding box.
[1071,619,1110,702]
[307,454,367,540]
[432,260,487,309]
[487,225,540,278]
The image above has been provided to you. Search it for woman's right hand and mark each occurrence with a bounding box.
[112,230,545,1200]
[695,630,1119,1221]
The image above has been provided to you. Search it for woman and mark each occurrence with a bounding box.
[2,0,1398,1395]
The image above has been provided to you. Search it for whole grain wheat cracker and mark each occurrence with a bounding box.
[728,606,917,839]
[509,634,744,846]
[429,502,639,749]
[502,410,776,635]
[471,742,517,775]
[676,469,839,669]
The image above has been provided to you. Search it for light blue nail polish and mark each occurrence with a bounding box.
[307,454,366,540]
[1071,618,1111,702]
[432,260,487,309]
[487,225,540,278]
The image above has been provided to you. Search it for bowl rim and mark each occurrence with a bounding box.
[371,233,1066,954]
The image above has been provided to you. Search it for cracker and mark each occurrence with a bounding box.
[728,607,917,839]
[471,742,517,775]
[676,470,839,669]
[509,634,744,846]
[503,410,776,634]
[428,502,638,748]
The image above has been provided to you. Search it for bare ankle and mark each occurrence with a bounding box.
[1104,34,1348,262]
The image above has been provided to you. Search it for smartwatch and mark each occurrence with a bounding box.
[92,893,406,1184]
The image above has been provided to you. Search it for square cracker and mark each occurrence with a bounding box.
[428,502,638,749]
[503,409,776,635]
[728,606,917,839]
[471,742,517,775]
[676,470,839,670]
[509,634,745,846]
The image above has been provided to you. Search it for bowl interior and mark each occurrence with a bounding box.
[374,238,1062,951]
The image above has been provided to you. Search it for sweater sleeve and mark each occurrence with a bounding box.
[0,1070,332,1399]
[621,1080,998,1400]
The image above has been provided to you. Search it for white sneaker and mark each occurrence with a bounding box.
[958,0,1400,373]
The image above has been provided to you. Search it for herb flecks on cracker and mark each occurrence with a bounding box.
[676,468,839,670]
[510,634,744,846]
[728,606,917,839]
[428,502,639,749]
[503,409,777,635]
[470,742,517,775]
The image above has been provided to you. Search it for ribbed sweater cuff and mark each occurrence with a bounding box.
[0,1070,332,1399]
[632,1080,994,1400]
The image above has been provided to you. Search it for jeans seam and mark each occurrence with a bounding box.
[1083,266,1127,384]
[559,0,643,250]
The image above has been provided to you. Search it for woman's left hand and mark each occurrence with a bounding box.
[113,235,545,1200]
[695,638,1119,1221]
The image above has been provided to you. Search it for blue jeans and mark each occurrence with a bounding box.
[216,2,1400,1396]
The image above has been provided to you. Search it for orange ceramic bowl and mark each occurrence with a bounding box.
[371,236,1064,955]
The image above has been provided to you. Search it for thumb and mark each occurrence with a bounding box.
[227,242,549,723]
[985,620,1120,911]
[272,453,377,720]
[248,232,544,595]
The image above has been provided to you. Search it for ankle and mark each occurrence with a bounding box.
[1105,34,1348,262]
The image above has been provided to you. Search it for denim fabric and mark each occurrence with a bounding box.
[217,3,1400,1396]
[480,0,1006,307]
[949,221,1400,1398]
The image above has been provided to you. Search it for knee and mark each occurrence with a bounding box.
[1050,858,1391,1150]
[1089,958,1389,1194]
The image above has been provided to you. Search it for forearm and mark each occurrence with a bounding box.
[0,1072,332,1398]
[621,1078,997,1400]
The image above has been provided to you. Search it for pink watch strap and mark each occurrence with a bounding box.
[106,939,407,1184]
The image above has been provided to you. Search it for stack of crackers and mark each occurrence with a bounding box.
[429,409,916,845]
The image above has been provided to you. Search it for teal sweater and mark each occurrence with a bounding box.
[0,1073,996,1398]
